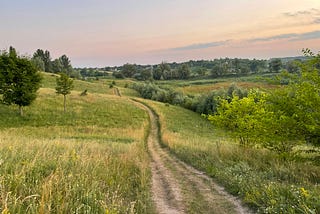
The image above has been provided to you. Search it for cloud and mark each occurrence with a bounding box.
[169,40,230,51]
[283,8,320,25]
[313,18,320,24]
[283,8,320,17]
[166,30,320,54]
[249,33,298,42]
[290,30,320,41]
[248,31,320,44]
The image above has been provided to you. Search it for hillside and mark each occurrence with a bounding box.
[0,74,153,213]
[0,73,319,213]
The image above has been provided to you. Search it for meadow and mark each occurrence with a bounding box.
[141,99,320,213]
[0,76,153,213]
[2,71,320,213]
[155,74,278,95]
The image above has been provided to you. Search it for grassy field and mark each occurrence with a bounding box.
[141,99,320,213]
[154,74,279,95]
[2,72,320,213]
[0,77,153,213]
[176,81,278,95]
[41,72,137,95]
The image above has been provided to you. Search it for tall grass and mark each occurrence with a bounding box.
[141,99,320,213]
[0,87,153,213]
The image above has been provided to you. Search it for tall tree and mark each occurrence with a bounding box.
[121,63,137,78]
[269,58,282,72]
[31,56,45,71]
[59,54,73,75]
[33,49,52,72]
[55,73,74,113]
[51,59,63,73]
[0,47,42,116]
[178,64,191,79]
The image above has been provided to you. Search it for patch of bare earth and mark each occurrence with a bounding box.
[132,99,252,214]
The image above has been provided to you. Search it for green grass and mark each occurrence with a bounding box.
[155,74,279,95]
[41,72,115,95]
[0,85,153,213]
[141,99,320,213]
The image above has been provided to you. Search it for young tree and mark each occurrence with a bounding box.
[0,47,42,116]
[56,73,73,113]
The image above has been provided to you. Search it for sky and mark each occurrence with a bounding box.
[1,0,320,67]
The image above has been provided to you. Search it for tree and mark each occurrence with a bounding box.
[178,64,190,79]
[56,73,73,113]
[285,60,300,73]
[211,64,222,77]
[153,67,163,80]
[159,62,171,79]
[269,58,282,72]
[59,54,73,75]
[33,49,52,72]
[208,91,267,146]
[0,47,42,116]
[121,63,137,78]
[31,56,45,71]
[51,59,63,73]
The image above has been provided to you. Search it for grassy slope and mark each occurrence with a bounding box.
[0,74,152,213]
[141,99,320,213]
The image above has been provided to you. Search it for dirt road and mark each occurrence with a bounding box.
[133,99,252,214]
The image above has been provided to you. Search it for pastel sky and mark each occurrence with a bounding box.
[1,0,320,67]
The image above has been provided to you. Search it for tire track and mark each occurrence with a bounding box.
[131,99,252,214]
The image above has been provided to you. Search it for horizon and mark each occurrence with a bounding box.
[1,0,320,67]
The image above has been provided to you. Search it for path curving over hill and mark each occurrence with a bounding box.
[131,99,252,214]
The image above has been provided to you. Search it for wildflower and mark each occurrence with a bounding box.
[300,187,310,198]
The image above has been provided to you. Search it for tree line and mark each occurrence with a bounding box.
[32,49,80,78]
[207,50,320,152]
[131,50,320,152]
[109,57,304,81]
[0,47,74,115]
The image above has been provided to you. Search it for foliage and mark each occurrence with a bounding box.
[0,47,42,116]
[56,73,74,113]
[208,91,267,146]
[56,73,74,96]
[208,50,320,150]
[269,58,283,72]
[131,81,249,115]
[143,99,320,213]
[121,63,137,78]
[33,49,52,72]
[32,49,78,78]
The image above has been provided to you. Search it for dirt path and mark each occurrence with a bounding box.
[132,99,252,214]
[113,87,121,97]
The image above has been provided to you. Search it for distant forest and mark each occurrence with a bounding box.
[28,48,306,81]
[75,56,307,80]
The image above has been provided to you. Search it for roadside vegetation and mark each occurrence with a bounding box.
[141,99,320,213]
[129,50,320,213]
